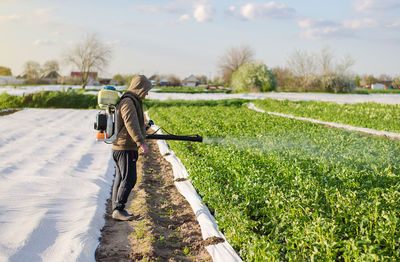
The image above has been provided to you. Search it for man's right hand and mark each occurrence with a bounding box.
[140,144,149,154]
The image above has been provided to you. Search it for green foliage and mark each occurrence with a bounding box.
[143,99,249,110]
[392,77,400,88]
[354,75,361,87]
[0,91,98,110]
[152,86,231,94]
[231,62,277,93]
[0,66,12,76]
[112,74,136,86]
[353,88,400,94]
[253,99,400,133]
[149,104,400,261]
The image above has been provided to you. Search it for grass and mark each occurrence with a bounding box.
[0,91,98,110]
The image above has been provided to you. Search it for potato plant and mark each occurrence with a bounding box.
[149,103,400,261]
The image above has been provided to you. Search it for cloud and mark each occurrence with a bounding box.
[32,39,57,46]
[297,18,349,39]
[0,14,22,23]
[193,4,214,22]
[132,0,190,14]
[178,14,191,22]
[353,0,400,12]
[387,18,400,28]
[34,8,55,16]
[342,18,378,29]
[238,2,296,20]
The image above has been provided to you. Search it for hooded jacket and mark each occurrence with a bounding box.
[112,75,152,151]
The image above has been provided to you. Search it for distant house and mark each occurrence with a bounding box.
[371,83,385,90]
[0,76,25,85]
[159,78,170,86]
[182,75,199,87]
[41,71,60,84]
[71,72,98,80]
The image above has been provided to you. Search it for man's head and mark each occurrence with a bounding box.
[128,75,152,99]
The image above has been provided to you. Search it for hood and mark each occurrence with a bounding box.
[128,75,152,98]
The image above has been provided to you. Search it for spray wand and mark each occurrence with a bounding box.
[145,120,203,142]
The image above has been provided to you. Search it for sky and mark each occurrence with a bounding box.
[1,0,400,79]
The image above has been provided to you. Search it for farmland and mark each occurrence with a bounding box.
[149,103,400,261]
[253,99,400,133]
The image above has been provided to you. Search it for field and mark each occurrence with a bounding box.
[149,102,400,261]
[1,90,400,261]
[253,99,400,133]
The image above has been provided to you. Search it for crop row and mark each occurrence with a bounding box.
[253,99,400,133]
[149,103,400,261]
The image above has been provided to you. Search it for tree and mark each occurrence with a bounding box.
[218,45,255,84]
[318,46,335,75]
[64,33,112,88]
[166,74,181,86]
[354,75,361,87]
[195,75,208,85]
[42,60,60,75]
[0,66,12,76]
[378,74,392,82]
[335,54,355,75]
[286,49,317,77]
[23,60,41,80]
[271,67,295,90]
[360,75,378,87]
[112,74,125,85]
[231,61,276,93]
[391,77,400,88]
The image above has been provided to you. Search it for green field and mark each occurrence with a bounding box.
[254,99,400,133]
[149,103,400,261]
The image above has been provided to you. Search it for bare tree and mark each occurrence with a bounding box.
[23,60,42,80]
[218,45,255,83]
[42,60,60,75]
[64,33,112,88]
[318,46,334,75]
[286,49,317,77]
[335,54,355,76]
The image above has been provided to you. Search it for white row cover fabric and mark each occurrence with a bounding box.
[247,103,400,140]
[145,112,242,262]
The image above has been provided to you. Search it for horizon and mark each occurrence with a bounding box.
[1,0,400,79]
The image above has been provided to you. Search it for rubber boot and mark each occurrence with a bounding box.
[112,209,134,221]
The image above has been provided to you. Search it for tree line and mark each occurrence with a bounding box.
[217,45,400,93]
[1,34,399,92]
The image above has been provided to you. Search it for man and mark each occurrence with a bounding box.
[111,75,153,221]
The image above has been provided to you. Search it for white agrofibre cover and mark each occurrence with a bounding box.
[0,109,114,262]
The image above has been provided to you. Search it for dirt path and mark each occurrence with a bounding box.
[95,140,212,261]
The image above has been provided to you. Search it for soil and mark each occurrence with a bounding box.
[95,140,212,261]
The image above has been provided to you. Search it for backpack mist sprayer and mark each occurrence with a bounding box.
[93,86,203,143]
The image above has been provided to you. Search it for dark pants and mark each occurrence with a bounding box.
[112,150,138,211]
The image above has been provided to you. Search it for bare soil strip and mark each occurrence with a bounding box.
[95,140,212,261]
